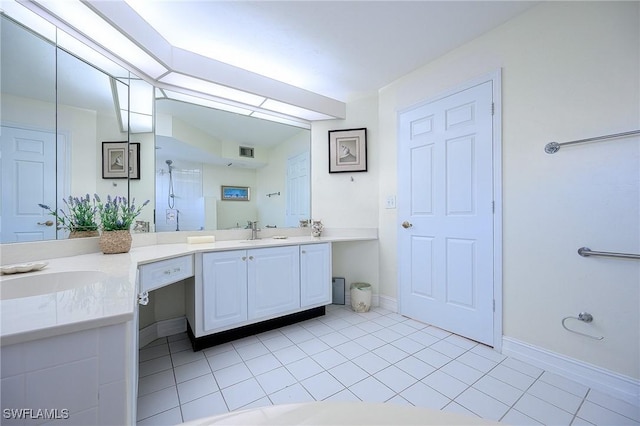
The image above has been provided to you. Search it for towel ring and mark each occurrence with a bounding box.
[561,312,603,340]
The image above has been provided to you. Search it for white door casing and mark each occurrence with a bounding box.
[398,78,500,347]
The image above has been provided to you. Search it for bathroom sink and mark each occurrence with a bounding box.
[0,270,108,300]
[239,239,261,244]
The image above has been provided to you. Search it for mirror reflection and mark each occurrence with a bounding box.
[0,14,132,243]
[154,98,310,231]
[0,13,310,242]
[1,15,56,242]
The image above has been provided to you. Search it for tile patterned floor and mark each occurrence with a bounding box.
[137,305,640,425]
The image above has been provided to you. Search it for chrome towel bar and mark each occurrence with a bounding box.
[578,247,640,260]
[544,129,640,154]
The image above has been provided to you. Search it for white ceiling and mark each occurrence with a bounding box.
[124,1,538,102]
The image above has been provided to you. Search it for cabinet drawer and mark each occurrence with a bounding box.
[139,255,194,292]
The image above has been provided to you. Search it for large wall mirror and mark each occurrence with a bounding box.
[0,14,149,243]
[1,13,310,243]
[154,97,310,231]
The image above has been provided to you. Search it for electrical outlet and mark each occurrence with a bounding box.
[385,195,396,209]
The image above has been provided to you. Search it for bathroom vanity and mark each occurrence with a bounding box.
[137,239,332,350]
[0,230,376,425]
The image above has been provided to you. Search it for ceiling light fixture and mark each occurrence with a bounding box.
[159,72,266,107]
[261,99,334,121]
[111,77,154,133]
[9,1,345,123]
[26,0,167,78]
[161,89,311,129]
[250,112,311,130]
[57,30,128,79]
[0,1,56,41]
[162,90,253,116]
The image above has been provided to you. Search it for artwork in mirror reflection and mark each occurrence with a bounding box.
[154,98,310,231]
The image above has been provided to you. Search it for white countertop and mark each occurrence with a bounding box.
[0,234,375,346]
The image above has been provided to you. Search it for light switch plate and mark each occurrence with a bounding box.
[385,195,396,209]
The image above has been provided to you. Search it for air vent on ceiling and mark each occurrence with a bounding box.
[239,146,254,158]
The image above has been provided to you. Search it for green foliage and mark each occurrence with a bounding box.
[95,194,150,231]
[38,194,99,232]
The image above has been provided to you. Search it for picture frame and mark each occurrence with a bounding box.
[221,185,250,201]
[328,128,367,173]
[102,141,140,179]
[128,143,140,180]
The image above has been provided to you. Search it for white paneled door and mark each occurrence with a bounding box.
[398,81,495,346]
[1,126,57,243]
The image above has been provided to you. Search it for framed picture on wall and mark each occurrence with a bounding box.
[102,141,140,179]
[128,143,140,180]
[328,128,367,173]
[221,185,250,201]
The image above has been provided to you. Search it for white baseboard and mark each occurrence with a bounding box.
[139,317,187,348]
[378,295,398,312]
[502,336,640,407]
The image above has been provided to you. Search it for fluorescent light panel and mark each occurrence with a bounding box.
[34,0,167,78]
[57,30,129,78]
[261,99,334,121]
[160,73,265,107]
[130,112,153,133]
[112,77,154,133]
[163,90,252,116]
[130,79,154,115]
[250,112,311,129]
[1,1,56,41]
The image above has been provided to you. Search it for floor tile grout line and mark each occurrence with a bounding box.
[138,306,636,425]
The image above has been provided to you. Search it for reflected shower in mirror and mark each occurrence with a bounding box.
[155,97,310,231]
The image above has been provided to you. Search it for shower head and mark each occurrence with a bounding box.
[166,160,173,166]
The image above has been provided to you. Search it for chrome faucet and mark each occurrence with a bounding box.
[249,221,259,240]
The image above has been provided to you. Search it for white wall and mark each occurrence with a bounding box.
[312,94,381,296]
[312,94,380,228]
[376,2,639,379]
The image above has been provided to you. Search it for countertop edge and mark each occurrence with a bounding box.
[1,232,377,346]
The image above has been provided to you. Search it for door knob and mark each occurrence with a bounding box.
[37,220,54,226]
[401,221,413,229]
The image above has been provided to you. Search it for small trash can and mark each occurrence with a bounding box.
[350,282,372,313]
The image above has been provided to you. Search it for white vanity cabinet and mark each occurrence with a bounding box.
[138,255,194,293]
[247,246,300,321]
[189,242,331,344]
[201,250,249,331]
[300,243,332,307]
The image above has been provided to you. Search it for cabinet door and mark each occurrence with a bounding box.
[202,251,248,332]
[300,243,332,307]
[247,246,300,320]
